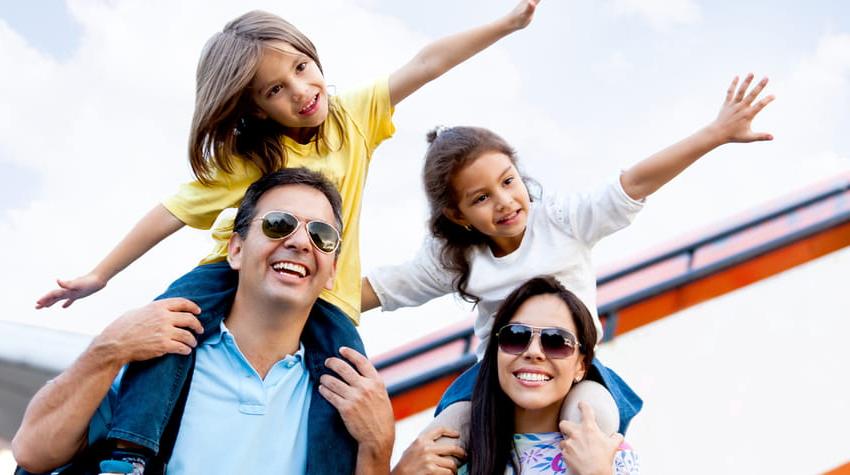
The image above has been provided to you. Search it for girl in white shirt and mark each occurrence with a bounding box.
[365,74,774,459]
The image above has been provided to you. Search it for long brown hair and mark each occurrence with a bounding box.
[422,126,537,303]
[189,10,344,185]
[468,276,597,475]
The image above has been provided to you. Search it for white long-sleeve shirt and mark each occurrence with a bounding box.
[367,176,644,359]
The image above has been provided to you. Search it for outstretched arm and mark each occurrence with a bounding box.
[389,0,540,106]
[620,73,775,201]
[36,204,185,309]
[12,299,202,472]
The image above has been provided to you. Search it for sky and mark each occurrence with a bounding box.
[1,0,848,472]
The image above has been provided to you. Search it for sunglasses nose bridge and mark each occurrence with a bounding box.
[522,329,547,359]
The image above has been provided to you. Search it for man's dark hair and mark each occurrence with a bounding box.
[233,168,344,241]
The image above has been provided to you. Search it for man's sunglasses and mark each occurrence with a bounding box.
[496,323,580,359]
[254,211,342,254]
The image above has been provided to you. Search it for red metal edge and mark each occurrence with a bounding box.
[613,220,850,335]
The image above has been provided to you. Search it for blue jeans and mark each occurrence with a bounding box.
[434,358,643,435]
[107,261,365,459]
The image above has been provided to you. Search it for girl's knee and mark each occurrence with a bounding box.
[560,380,620,435]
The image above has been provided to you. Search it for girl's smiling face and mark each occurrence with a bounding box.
[447,151,531,257]
[497,293,587,434]
[250,41,329,140]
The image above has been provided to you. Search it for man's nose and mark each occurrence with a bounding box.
[283,223,312,252]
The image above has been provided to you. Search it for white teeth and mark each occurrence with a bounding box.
[301,95,317,112]
[515,372,551,382]
[272,261,307,277]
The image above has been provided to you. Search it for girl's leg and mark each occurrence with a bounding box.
[560,358,643,436]
[422,400,471,450]
[107,261,237,453]
[560,380,620,435]
[418,362,480,458]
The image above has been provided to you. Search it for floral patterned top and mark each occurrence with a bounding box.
[459,432,640,475]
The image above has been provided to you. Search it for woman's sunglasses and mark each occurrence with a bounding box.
[496,323,580,359]
[254,211,342,254]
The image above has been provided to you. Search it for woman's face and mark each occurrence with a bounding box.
[497,293,587,433]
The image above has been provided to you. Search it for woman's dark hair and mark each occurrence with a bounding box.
[467,276,597,475]
[422,126,537,304]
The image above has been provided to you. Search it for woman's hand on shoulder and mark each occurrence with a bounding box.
[559,401,624,475]
[392,426,466,475]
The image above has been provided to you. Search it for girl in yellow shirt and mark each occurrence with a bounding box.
[35,2,542,470]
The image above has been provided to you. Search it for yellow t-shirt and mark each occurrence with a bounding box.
[162,77,395,324]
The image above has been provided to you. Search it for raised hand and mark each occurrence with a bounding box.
[712,73,775,143]
[505,0,541,31]
[559,402,624,475]
[35,273,107,309]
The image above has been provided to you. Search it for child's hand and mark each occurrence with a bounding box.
[35,273,106,309]
[505,0,541,31]
[711,73,775,144]
[559,402,623,475]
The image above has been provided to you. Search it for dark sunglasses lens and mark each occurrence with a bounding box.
[262,212,298,239]
[306,222,340,253]
[540,329,576,359]
[498,325,532,355]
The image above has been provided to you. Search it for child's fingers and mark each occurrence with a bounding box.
[61,298,76,309]
[734,73,755,102]
[725,76,739,104]
[744,77,769,105]
[750,94,775,116]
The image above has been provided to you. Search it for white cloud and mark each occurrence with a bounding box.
[609,0,701,30]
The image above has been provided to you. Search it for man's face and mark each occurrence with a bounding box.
[228,184,337,311]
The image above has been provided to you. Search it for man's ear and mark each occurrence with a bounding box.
[227,233,244,271]
[442,207,469,228]
[324,258,337,291]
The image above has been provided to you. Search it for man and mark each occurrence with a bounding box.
[12,168,395,474]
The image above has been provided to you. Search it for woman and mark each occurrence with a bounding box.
[395,277,639,474]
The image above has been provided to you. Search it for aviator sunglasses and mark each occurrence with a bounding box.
[496,323,581,359]
[254,211,342,254]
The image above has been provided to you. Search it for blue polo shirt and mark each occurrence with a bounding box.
[94,323,312,474]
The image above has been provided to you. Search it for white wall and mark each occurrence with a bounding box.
[393,247,850,474]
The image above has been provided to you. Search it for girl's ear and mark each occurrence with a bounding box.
[442,207,469,227]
